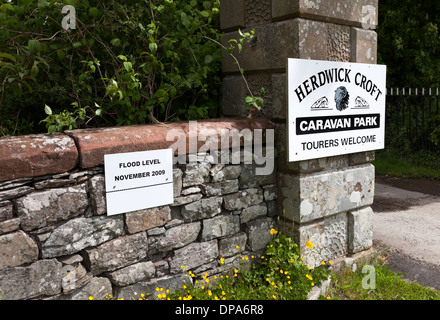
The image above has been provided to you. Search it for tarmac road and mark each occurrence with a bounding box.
[372,175,440,291]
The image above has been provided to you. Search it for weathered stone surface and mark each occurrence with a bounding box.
[0,217,20,234]
[15,184,89,231]
[279,164,375,223]
[351,27,377,63]
[201,179,239,196]
[348,206,373,254]
[173,168,183,196]
[0,133,78,182]
[241,203,268,224]
[34,178,76,190]
[169,240,219,273]
[83,232,148,275]
[222,19,299,73]
[181,196,222,222]
[349,151,375,166]
[223,188,264,211]
[219,232,247,257]
[171,193,203,207]
[211,165,242,182]
[245,0,271,27]
[0,259,62,300]
[0,186,34,202]
[220,0,245,31]
[60,263,88,293]
[271,0,378,28]
[245,217,275,251]
[149,222,201,254]
[240,163,276,188]
[0,231,39,270]
[263,184,277,201]
[57,276,112,300]
[67,118,274,168]
[0,202,13,221]
[42,215,125,258]
[181,186,201,196]
[147,227,165,236]
[88,175,106,215]
[183,162,211,187]
[107,261,155,286]
[125,206,171,234]
[293,212,348,267]
[270,73,288,120]
[201,215,240,241]
[117,273,192,300]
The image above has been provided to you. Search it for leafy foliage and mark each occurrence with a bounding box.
[0,0,222,135]
[163,229,331,301]
[377,0,440,88]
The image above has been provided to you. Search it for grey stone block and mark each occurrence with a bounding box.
[0,259,62,300]
[294,211,348,267]
[201,215,240,241]
[245,217,275,251]
[279,164,375,223]
[272,0,378,29]
[348,206,373,253]
[42,215,125,258]
[351,27,377,63]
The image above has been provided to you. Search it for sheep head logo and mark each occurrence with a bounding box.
[334,86,349,111]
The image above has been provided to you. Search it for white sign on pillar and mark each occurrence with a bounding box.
[287,58,387,162]
[104,149,173,216]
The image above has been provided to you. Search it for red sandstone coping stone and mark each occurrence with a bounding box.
[0,133,78,182]
[66,117,274,169]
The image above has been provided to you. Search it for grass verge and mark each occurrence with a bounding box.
[326,254,440,300]
[373,149,440,179]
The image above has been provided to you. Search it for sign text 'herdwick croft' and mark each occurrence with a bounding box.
[288,58,387,162]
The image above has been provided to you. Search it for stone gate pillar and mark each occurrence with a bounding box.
[221,0,378,266]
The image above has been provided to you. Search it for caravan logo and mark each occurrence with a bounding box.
[287,58,386,162]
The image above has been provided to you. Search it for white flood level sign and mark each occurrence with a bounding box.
[104,148,173,216]
[287,58,387,162]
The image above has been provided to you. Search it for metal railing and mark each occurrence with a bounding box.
[385,87,440,152]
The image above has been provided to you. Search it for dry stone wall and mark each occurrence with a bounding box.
[0,118,276,300]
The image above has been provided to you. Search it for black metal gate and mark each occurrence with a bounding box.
[386,88,440,152]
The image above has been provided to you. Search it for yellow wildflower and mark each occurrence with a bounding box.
[306,274,313,281]
[208,290,212,296]
[89,296,94,300]
[321,261,326,265]
[327,296,331,300]
[329,260,332,265]
[306,241,315,249]
[220,257,225,265]
[270,228,278,235]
